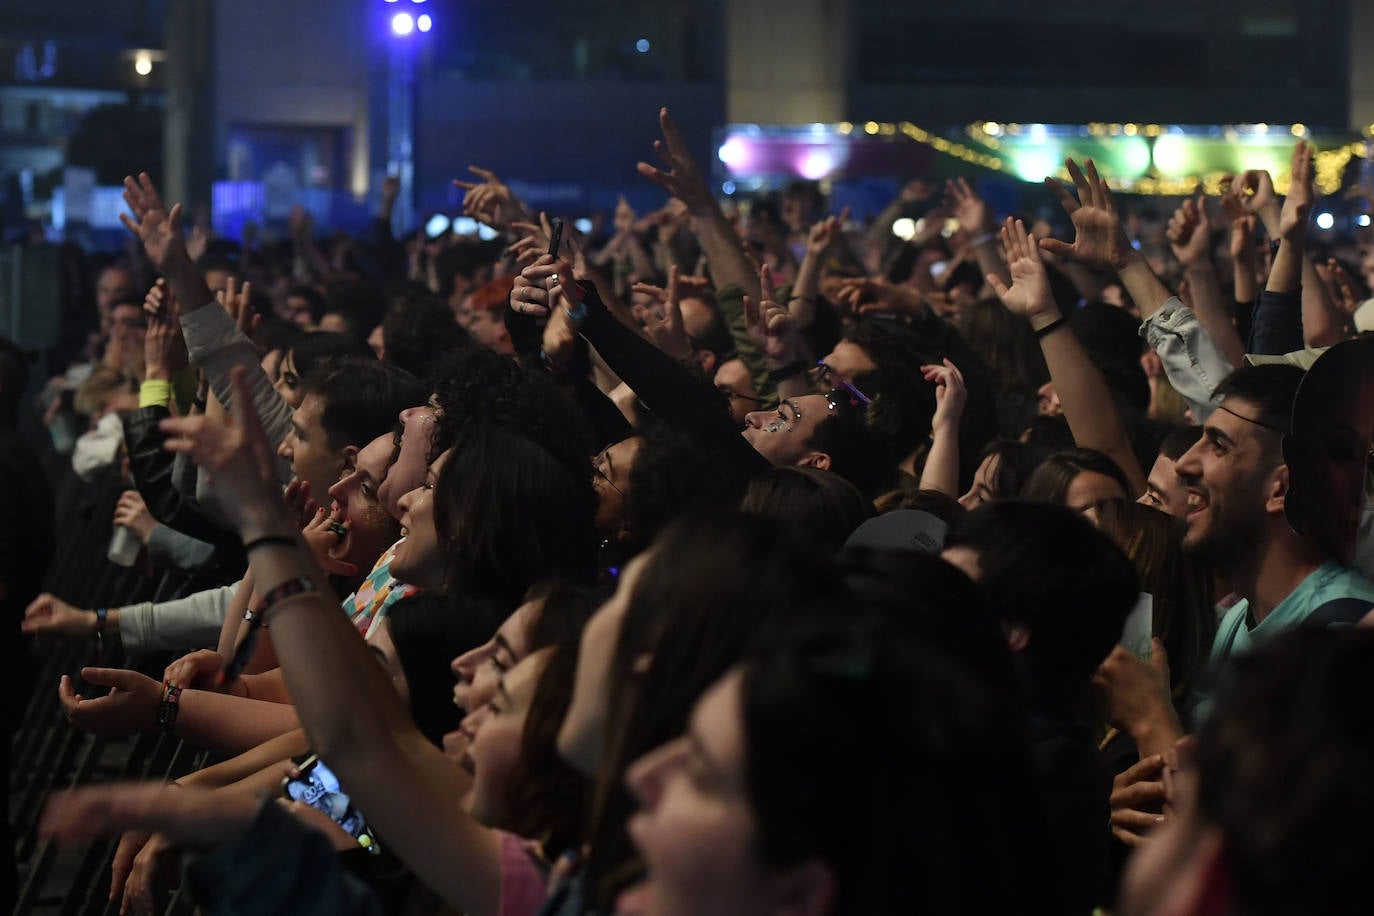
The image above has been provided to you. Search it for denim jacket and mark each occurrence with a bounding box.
[1138,298,1234,423]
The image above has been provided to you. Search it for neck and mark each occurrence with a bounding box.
[1225,528,1326,624]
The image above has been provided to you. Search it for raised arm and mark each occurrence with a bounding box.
[1039,159,1175,323]
[1167,196,1245,368]
[947,178,1010,288]
[157,370,505,916]
[790,209,847,327]
[638,108,761,303]
[916,360,966,497]
[993,212,1147,496]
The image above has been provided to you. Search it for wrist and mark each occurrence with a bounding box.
[1124,702,1182,756]
[1027,308,1065,333]
[1183,258,1215,274]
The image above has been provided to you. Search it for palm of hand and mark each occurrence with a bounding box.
[955,198,989,233]
[138,210,181,267]
[1001,259,1049,316]
[1067,208,1124,269]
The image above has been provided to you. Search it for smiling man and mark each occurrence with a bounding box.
[1174,364,1374,665]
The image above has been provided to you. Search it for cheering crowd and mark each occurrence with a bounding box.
[10,106,1374,915]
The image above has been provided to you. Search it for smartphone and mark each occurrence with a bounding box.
[282,754,380,853]
[547,217,564,258]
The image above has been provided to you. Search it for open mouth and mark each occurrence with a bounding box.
[1185,489,1209,522]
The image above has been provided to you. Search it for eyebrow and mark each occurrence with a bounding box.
[291,419,308,439]
[1203,425,1236,449]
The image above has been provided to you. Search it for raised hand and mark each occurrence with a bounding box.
[160,368,284,531]
[217,277,259,340]
[452,166,525,230]
[142,285,187,382]
[988,218,1057,323]
[834,277,922,317]
[922,359,967,433]
[806,207,850,257]
[638,265,693,360]
[1167,195,1212,268]
[946,177,994,235]
[1224,168,1278,217]
[1093,638,1178,753]
[119,173,188,271]
[59,668,163,737]
[1039,159,1136,272]
[636,107,713,213]
[743,266,799,363]
[1279,141,1314,241]
[511,255,556,318]
[1325,258,1364,316]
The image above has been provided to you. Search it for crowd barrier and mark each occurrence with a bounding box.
[12,468,231,916]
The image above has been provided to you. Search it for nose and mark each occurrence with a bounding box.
[624,737,687,809]
[277,439,291,459]
[743,410,766,429]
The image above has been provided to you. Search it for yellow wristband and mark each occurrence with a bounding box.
[139,379,174,409]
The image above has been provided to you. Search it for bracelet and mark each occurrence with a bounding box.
[242,535,299,553]
[250,576,317,624]
[157,682,183,731]
[766,360,808,383]
[1034,317,1069,340]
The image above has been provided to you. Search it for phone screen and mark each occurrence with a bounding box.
[282,755,378,851]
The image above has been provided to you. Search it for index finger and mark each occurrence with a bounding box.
[1044,177,1079,215]
[468,165,499,183]
[658,107,688,158]
[759,265,775,304]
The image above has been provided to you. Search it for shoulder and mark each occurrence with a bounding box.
[494,830,550,916]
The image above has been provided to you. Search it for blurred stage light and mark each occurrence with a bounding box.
[417,13,432,31]
[717,137,750,170]
[1315,212,1335,230]
[574,218,593,234]
[892,218,917,241]
[134,51,152,76]
[636,39,650,53]
[721,180,736,195]
[425,214,451,237]
[391,12,414,34]
[1357,214,1371,228]
[796,148,835,180]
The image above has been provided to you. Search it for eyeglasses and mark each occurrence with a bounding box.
[812,362,872,407]
[717,385,766,406]
[592,449,623,496]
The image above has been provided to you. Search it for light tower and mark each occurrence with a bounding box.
[383,0,432,234]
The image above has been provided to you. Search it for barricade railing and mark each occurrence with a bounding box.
[14,467,233,916]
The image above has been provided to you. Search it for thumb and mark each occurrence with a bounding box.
[1037,237,1073,259]
[1148,637,1170,675]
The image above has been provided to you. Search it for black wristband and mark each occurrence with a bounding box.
[242,535,299,553]
[767,360,808,383]
[1034,317,1069,340]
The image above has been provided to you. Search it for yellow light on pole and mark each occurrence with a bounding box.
[134,51,152,76]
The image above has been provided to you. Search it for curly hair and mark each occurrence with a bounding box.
[428,349,591,474]
[380,295,474,383]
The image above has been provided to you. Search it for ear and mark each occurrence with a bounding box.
[1265,463,1289,516]
[337,444,360,476]
[799,452,832,472]
[766,859,837,916]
